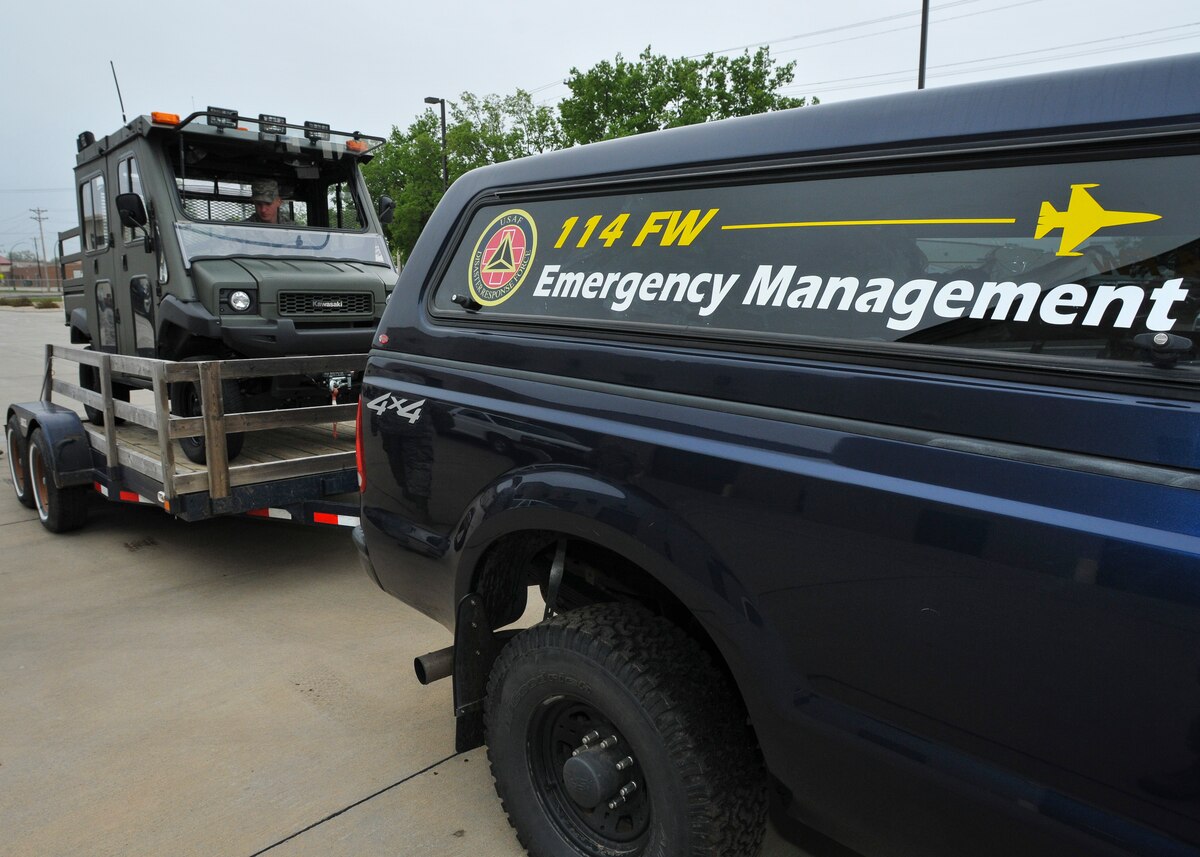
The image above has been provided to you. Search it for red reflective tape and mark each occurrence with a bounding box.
[93,482,105,494]
[118,490,141,503]
[246,508,270,517]
[313,512,339,525]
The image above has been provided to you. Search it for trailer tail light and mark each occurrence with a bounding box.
[355,396,365,493]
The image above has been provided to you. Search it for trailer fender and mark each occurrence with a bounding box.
[7,402,93,488]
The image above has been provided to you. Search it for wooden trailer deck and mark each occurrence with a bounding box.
[43,344,364,503]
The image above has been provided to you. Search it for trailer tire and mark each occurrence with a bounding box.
[171,358,245,465]
[485,602,767,857]
[28,428,88,533]
[6,415,34,509]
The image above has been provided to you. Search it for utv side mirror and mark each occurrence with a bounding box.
[115,193,148,229]
[378,195,395,225]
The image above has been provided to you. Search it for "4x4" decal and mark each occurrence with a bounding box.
[365,393,425,425]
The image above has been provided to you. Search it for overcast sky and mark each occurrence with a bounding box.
[2,0,1197,258]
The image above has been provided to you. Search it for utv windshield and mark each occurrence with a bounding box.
[167,133,390,267]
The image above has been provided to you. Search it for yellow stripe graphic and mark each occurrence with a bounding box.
[721,218,1016,230]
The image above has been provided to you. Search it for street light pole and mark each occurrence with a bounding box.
[424,96,448,191]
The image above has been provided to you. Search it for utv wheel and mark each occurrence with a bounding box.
[28,428,88,533]
[79,357,128,426]
[486,602,767,857]
[6,415,34,509]
[171,358,245,465]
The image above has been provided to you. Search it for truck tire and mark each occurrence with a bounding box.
[171,358,245,465]
[79,357,128,427]
[485,602,767,857]
[6,414,34,509]
[27,428,88,533]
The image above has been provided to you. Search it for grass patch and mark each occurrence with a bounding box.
[33,299,60,309]
[0,296,34,307]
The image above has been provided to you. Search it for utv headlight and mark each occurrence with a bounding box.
[229,290,252,312]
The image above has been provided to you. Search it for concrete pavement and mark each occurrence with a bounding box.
[0,308,809,856]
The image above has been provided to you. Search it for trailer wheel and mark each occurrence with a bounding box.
[171,359,245,465]
[6,415,34,509]
[486,602,767,857]
[27,428,88,533]
[79,357,128,426]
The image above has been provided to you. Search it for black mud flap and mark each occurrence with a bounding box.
[452,593,496,752]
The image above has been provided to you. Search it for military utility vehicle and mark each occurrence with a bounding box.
[61,108,396,462]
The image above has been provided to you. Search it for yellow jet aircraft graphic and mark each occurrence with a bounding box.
[1035,183,1161,256]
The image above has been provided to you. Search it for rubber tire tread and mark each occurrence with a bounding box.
[171,374,245,465]
[7,415,34,508]
[79,359,128,426]
[29,428,88,533]
[485,602,768,857]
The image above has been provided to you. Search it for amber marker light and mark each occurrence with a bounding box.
[346,139,368,152]
[151,112,180,125]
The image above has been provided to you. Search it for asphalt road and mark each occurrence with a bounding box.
[0,308,811,856]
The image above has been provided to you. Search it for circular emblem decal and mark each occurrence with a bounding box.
[469,209,537,306]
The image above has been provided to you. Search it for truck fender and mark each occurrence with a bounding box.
[447,466,792,753]
[455,467,758,626]
[68,307,89,342]
[158,294,222,341]
[7,402,93,488]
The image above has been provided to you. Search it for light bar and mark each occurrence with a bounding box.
[207,106,238,129]
[258,113,287,136]
[304,121,330,142]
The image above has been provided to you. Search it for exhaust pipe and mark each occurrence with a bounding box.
[413,629,522,686]
[414,645,454,685]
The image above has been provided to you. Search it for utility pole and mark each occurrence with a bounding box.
[30,207,48,287]
[918,0,930,90]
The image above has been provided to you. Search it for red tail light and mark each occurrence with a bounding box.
[355,396,365,493]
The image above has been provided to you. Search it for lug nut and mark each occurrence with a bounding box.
[572,730,602,757]
[596,735,619,751]
[615,756,634,771]
[606,781,638,810]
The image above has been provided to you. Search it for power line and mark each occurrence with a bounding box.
[526,0,1055,104]
[692,0,1012,57]
[772,0,1043,58]
[781,23,1200,93]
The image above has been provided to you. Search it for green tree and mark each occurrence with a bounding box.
[449,91,563,172]
[558,46,813,146]
[362,91,562,261]
[361,111,445,261]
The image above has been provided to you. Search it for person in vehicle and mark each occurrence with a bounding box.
[246,179,292,224]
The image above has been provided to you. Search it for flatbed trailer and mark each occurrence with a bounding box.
[5,344,363,532]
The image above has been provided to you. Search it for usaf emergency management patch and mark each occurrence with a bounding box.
[469,209,537,306]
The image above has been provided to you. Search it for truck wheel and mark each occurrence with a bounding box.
[27,428,88,533]
[79,359,128,426]
[6,415,34,509]
[171,362,245,465]
[486,602,767,857]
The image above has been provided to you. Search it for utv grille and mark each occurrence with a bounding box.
[278,292,374,315]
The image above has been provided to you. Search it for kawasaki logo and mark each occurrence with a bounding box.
[313,298,344,309]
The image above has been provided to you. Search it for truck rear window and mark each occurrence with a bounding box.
[433,153,1200,371]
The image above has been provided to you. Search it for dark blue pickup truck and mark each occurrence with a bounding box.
[354,53,1200,857]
